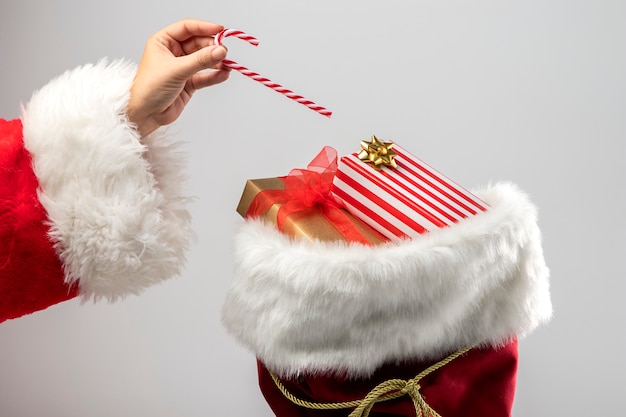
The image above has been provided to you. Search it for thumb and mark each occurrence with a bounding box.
[178,45,228,77]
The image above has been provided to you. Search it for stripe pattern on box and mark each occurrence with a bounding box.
[332,144,489,241]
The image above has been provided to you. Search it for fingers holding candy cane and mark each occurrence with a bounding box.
[214,28,332,118]
[129,19,231,136]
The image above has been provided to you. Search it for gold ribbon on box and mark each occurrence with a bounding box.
[358,135,398,170]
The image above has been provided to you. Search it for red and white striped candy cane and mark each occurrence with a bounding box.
[214,28,332,118]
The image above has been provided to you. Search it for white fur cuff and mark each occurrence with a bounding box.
[21,59,192,301]
[222,182,552,377]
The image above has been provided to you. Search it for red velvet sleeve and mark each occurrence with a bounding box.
[0,118,78,323]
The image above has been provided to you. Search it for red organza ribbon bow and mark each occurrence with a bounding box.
[246,147,370,245]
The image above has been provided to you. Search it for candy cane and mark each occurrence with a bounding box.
[214,29,332,118]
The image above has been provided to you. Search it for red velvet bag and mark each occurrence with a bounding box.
[257,341,518,417]
[223,147,551,416]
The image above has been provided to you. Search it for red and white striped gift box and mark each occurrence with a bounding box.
[331,143,489,241]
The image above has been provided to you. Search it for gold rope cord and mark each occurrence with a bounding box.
[270,346,473,417]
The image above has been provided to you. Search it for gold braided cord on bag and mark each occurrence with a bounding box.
[270,346,473,417]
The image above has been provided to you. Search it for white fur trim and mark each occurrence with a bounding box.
[21,59,192,301]
[222,182,552,377]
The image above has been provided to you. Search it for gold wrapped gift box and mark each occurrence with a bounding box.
[237,177,386,245]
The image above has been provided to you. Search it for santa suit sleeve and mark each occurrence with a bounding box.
[0,59,192,324]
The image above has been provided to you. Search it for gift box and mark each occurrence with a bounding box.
[332,136,489,241]
[235,146,387,245]
[236,177,386,245]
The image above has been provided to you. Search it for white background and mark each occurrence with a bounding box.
[0,1,624,416]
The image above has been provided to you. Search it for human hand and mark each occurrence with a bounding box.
[127,19,230,137]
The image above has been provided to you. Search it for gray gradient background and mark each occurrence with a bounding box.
[0,1,624,416]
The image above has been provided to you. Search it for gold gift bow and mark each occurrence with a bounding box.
[358,135,398,170]
[269,345,473,417]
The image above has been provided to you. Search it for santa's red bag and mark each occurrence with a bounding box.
[257,341,518,417]
[222,142,552,416]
